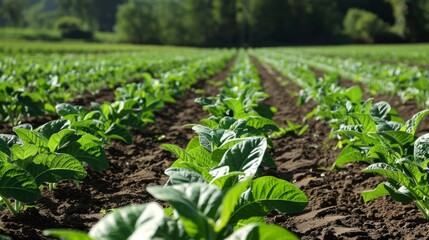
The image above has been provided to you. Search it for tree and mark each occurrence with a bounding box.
[343,8,390,43]
[115,0,159,44]
[55,0,97,30]
[0,0,27,27]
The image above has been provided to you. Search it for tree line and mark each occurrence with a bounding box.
[1,0,428,46]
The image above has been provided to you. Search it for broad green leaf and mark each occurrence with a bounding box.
[225,99,247,118]
[147,183,223,238]
[350,113,376,132]
[188,146,217,168]
[186,137,201,151]
[344,85,363,103]
[219,137,267,177]
[43,230,93,240]
[23,153,86,185]
[56,103,88,117]
[362,163,420,199]
[11,144,38,160]
[89,203,163,240]
[362,182,413,204]
[246,116,279,131]
[162,144,193,163]
[378,131,414,147]
[14,128,48,150]
[0,161,40,203]
[415,133,429,162]
[48,129,77,152]
[105,123,132,144]
[165,168,207,185]
[0,139,11,161]
[210,172,244,190]
[170,161,213,182]
[37,119,70,139]
[370,101,391,120]
[225,223,299,240]
[216,178,252,231]
[60,135,108,171]
[405,109,429,135]
[333,145,369,169]
[231,176,308,223]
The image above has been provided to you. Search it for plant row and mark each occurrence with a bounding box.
[254,49,429,108]
[255,53,429,219]
[43,53,309,240]
[0,53,232,218]
[0,49,232,125]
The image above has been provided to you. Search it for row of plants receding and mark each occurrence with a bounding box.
[0,54,232,222]
[255,52,429,219]
[43,52,309,240]
[0,49,232,125]
[257,49,429,108]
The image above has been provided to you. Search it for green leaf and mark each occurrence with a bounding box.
[0,161,40,203]
[11,144,38,160]
[350,113,376,132]
[43,230,93,240]
[333,145,369,169]
[225,99,247,118]
[89,203,164,240]
[414,133,429,162]
[147,183,223,238]
[344,85,363,103]
[14,128,48,150]
[60,135,108,172]
[362,163,419,199]
[165,168,207,185]
[56,103,88,117]
[226,223,299,240]
[246,116,279,132]
[405,109,429,135]
[362,182,413,204]
[162,144,193,163]
[37,119,70,139]
[23,153,86,185]
[231,176,308,223]
[370,101,391,120]
[378,131,414,147]
[48,129,77,152]
[210,172,244,190]
[219,137,267,177]
[0,139,11,161]
[105,123,132,144]
[216,178,252,231]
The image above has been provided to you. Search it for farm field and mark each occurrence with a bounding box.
[0,41,429,240]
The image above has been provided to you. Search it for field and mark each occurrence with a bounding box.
[0,41,428,239]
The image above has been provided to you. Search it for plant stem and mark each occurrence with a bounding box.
[415,200,429,219]
[0,196,18,216]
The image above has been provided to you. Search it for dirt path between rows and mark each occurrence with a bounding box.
[0,59,234,240]
[252,57,429,239]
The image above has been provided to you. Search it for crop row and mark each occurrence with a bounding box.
[254,51,429,219]
[255,49,429,108]
[40,52,310,240]
[0,52,232,225]
[0,49,232,125]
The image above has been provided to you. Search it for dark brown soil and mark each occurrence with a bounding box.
[252,57,429,240]
[0,60,233,240]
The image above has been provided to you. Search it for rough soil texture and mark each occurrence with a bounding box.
[253,57,429,240]
[0,60,233,240]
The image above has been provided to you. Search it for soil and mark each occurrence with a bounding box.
[252,57,429,240]
[1,55,429,240]
[0,60,233,240]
